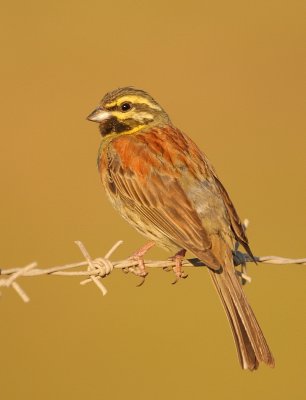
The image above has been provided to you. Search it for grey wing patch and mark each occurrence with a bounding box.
[211,175,255,261]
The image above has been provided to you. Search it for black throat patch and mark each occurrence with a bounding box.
[99,117,130,137]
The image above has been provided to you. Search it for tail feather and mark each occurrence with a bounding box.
[206,236,275,370]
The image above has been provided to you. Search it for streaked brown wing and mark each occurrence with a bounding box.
[178,132,253,259]
[211,174,254,259]
[105,133,221,270]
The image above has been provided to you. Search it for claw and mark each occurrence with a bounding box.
[136,276,146,287]
[130,261,148,287]
[171,277,179,285]
[171,267,188,284]
[171,274,188,284]
[169,249,187,284]
[125,241,155,285]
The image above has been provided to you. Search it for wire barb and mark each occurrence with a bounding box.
[76,240,123,296]
[0,221,304,302]
[0,262,37,303]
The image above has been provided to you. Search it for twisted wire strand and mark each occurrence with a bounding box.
[0,221,304,302]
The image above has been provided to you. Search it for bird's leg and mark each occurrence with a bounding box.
[125,241,155,286]
[168,249,188,284]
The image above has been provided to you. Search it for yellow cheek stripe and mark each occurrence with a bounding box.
[105,95,162,111]
[111,111,126,119]
[123,124,146,135]
[101,125,146,145]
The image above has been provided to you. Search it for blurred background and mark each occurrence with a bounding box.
[0,1,305,399]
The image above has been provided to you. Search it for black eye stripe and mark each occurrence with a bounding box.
[105,101,157,113]
[106,105,117,111]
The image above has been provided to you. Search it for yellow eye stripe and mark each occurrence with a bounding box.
[104,95,162,111]
[111,110,154,122]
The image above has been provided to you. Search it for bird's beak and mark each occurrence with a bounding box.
[87,108,111,123]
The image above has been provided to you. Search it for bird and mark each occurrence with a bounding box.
[87,86,275,370]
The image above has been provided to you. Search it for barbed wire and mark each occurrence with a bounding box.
[0,220,305,302]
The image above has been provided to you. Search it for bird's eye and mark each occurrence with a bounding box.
[120,102,132,112]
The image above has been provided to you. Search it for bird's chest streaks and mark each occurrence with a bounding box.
[99,146,171,245]
[98,133,233,251]
[99,143,198,251]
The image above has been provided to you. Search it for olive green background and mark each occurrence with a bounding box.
[0,1,305,399]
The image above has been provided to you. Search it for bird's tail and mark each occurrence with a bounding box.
[208,236,275,370]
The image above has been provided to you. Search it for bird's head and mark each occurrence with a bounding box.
[87,87,170,137]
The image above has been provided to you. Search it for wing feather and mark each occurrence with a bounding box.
[101,127,251,269]
[105,140,221,269]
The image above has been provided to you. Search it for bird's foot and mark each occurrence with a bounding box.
[168,249,188,284]
[125,241,155,286]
